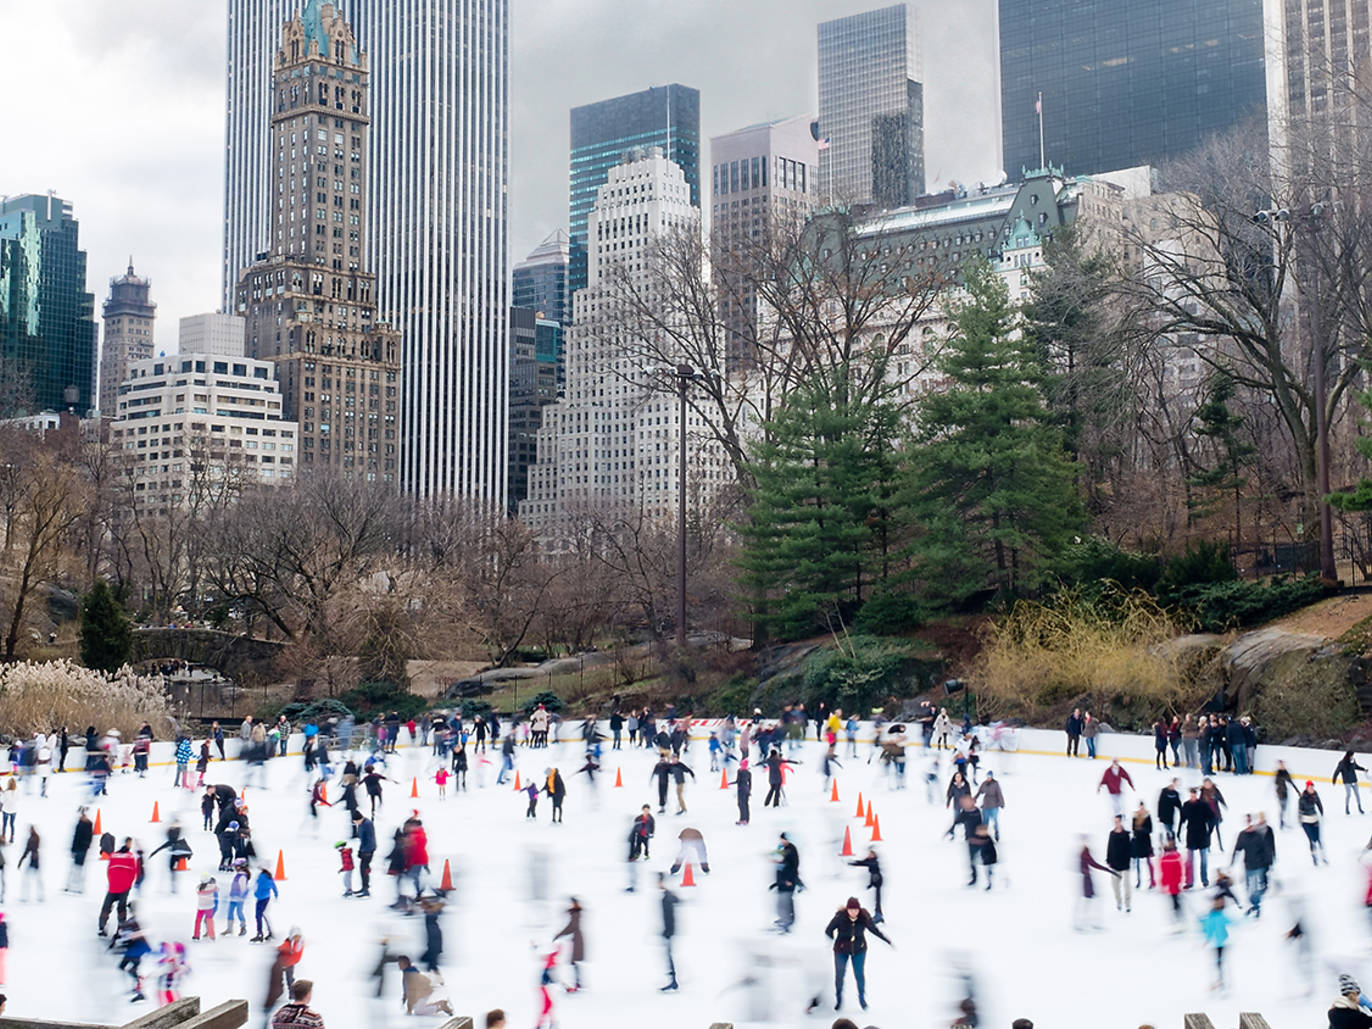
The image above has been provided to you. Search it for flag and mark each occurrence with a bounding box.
[1035,93,1042,115]
[817,136,831,151]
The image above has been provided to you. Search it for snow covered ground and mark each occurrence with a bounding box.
[1,730,1364,1028]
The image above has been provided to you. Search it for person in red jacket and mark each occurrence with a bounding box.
[99,838,139,936]
[1097,760,1136,817]
[404,815,429,899]
[1159,838,1184,928]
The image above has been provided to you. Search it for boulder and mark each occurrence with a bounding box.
[1222,627,1334,712]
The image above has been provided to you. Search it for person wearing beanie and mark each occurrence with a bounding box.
[731,759,752,825]
[1299,780,1328,865]
[1329,973,1372,1027]
[824,896,892,1011]
[975,771,1004,841]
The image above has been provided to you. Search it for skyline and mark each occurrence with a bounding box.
[0,0,999,358]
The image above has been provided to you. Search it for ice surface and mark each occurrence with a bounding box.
[0,731,1360,1028]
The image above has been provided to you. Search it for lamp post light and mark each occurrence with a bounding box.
[673,363,707,649]
[1255,203,1335,581]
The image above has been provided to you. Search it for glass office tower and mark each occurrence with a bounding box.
[0,194,98,415]
[998,0,1267,177]
[568,84,700,295]
[817,4,925,208]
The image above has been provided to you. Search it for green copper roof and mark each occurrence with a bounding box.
[302,0,328,56]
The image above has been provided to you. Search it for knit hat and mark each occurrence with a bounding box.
[846,897,861,910]
[1306,780,1315,789]
[1341,974,1361,996]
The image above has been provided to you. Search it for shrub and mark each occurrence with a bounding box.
[1168,575,1328,633]
[703,674,756,718]
[522,690,563,716]
[976,585,1207,718]
[460,698,494,720]
[0,660,170,737]
[339,680,427,720]
[1250,665,1359,741]
[277,697,354,725]
[853,588,924,635]
[801,635,912,716]
[1059,537,1163,592]
[1158,539,1236,593]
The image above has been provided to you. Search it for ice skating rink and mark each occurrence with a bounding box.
[4,730,1365,1028]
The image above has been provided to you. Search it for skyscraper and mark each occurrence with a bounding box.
[224,0,509,501]
[569,84,700,296]
[998,0,1267,178]
[0,194,98,415]
[99,260,156,416]
[709,116,820,371]
[817,4,925,209]
[512,230,571,328]
[1264,0,1372,162]
[236,0,402,483]
[507,306,562,511]
[522,148,723,544]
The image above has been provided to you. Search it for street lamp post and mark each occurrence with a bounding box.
[1255,203,1336,581]
[675,364,696,649]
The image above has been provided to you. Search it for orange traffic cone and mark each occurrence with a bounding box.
[274,849,287,881]
[150,801,160,823]
[841,825,854,857]
[94,809,102,836]
[410,777,419,799]
[855,791,865,819]
[319,782,328,803]
[829,779,840,803]
[240,787,246,800]
[870,814,883,843]
[719,769,729,790]
[440,859,454,892]
[865,800,874,827]
[681,862,696,887]
[513,771,521,791]
[614,767,623,788]
[175,857,188,872]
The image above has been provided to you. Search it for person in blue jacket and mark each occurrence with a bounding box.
[252,867,279,941]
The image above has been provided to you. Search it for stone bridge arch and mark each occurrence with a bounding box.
[131,627,286,684]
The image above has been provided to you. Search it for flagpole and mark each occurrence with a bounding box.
[1037,92,1045,171]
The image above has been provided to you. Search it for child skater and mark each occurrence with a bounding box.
[336,841,355,897]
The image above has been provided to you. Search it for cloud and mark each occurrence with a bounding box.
[1,0,1000,361]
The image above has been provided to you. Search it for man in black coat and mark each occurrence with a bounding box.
[1229,812,1275,915]
[771,833,802,933]
[1179,787,1214,888]
[947,795,984,885]
[658,873,679,991]
[1065,709,1082,757]
[733,760,753,825]
[1157,778,1183,843]
[66,807,94,893]
[352,812,377,896]
[1105,815,1133,912]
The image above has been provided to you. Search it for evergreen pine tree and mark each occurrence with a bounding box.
[1188,371,1257,540]
[79,579,133,673]
[909,258,1085,605]
[738,374,903,641]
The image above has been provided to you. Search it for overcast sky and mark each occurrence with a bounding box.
[0,0,999,353]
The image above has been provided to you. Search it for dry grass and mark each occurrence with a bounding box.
[0,660,172,737]
[976,586,1208,718]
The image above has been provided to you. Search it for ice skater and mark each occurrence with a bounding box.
[848,847,884,922]
[659,873,680,991]
[1074,835,1119,932]
[1335,751,1367,815]
[1199,895,1233,991]
[770,832,802,933]
[553,897,585,991]
[1298,779,1328,865]
[1097,759,1135,816]
[824,896,892,1011]
[251,866,278,941]
[731,759,753,825]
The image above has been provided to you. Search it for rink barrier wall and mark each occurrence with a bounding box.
[0,996,248,1029]
[28,718,1362,789]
